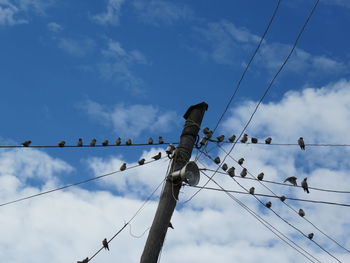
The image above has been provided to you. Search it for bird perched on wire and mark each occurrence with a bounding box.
[116,137,121,146]
[21,140,31,147]
[257,172,264,181]
[120,163,126,171]
[240,168,247,177]
[90,138,96,147]
[238,158,244,165]
[148,137,153,144]
[265,201,272,208]
[169,222,174,229]
[203,127,210,134]
[158,136,164,144]
[251,137,258,143]
[77,257,89,263]
[138,158,145,165]
[301,178,309,193]
[240,134,248,143]
[126,139,132,145]
[152,152,161,160]
[214,157,221,164]
[221,163,228,171]
[265,137,272,144]
[227,167,235,177]
[58,141,65,147]
[308,233,314,240]
[249,187,255,195]
[102,238,109,251]
[77,138,83,147]
[298,208,305,217]
[279,195,286,202]
[102,140,109,146]
[284,176,297,186]
[216,135,225,143]
[228,135,236,143]
[298,137,305,150]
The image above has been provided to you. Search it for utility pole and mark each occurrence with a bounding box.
[140,102,208,263]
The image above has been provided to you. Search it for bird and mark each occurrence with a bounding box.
[138,158,145,165]
[301,177,310,193]
[228,135,236,143]
[249,187,255,195]
[58,141,65,147]
[214,157,221,164]
[216,135,225,142]
[126,139,132,145]
[265,201,272,208]
[169,222,174,229]
[238,158,244,165]
[298,208,305,217]
[221,163,228,171]
[227,167,235,177]
[251,137,258,143]
[102,238,109,251]
[89,138,96,146]
[205,130,213,139]
[308,233,314,240]
[102,140,109,146]
[21,140,31,147]
[279,195,286,202]
[148,137,153,144]
[284,176,297,186]
[76,138,83,147]
[240,168,247,177]
[298,137,305,150]
[152,152,161,160]
[257,172,264,181]
[199,137,207,146]
[265,137,272,144]
[77,258,89,263]
[120,163,127,171]
[115,137,121,146]
[158,136,164,144]
[203,127,211,135]
[240,134,248,143]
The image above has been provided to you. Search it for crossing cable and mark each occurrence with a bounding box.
[191,0,320,202]
[198,170,321,263]
[86,178,166,262]
[0,157,167,208]
[200,154,342,263]
[221,141,350,147]
[217,144,350,254]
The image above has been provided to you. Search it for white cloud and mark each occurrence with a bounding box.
[0,1,26,25]
[133,0,193,26]
[47,21,62,32]
[57,37,95,57]
[92,0,125,26]
[81,100,178,137]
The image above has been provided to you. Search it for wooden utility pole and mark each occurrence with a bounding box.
[140,102,208,263]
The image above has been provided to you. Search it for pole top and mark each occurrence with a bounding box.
[183,102,208,120]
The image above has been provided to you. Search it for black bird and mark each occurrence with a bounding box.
[214,157,221,164]
[102,140,109,146]
[116,137,121,146]
[169,222,174,229]
[227,167,235,177]
[205,130,213,139]
[120,163,126,171]
[251,137,258,143]
[240,168,247,177]
[21,140,31,147]
[228,135,236,143]
[138,158,145,165]
[216,135,225,142]
[126,139,132,145]
[221,163,228,171]
[265,201,272,208]
[298,137,305,150]
[301,178,309,193]
[203,127,210,135]
[58,141,65,147]
[284,176,297,186]
[238,158,244,165]
[240,134,248,143]
[158,136,164,144]
[148,137,153,144]
[279,195,286,202]
[77,257,89,263]
[152,152,161,160]
[249,187,255,195]
[102,238,109,251]
[77,138,83,147]
[90,139,96,146]
[308,233,314,240]
[265,137,272,144]
[257,172,264,181]
[298,209,305,217]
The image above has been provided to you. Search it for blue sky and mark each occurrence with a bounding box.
[1,0,350,262]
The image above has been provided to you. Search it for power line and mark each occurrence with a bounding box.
[220,141,350,147]
[0,157,167,208]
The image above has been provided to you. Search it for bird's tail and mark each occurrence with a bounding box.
[306,189,310,194]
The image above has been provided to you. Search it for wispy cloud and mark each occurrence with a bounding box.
[57,37,95,57]
[92,0,125,26]
[47,21,62,32]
